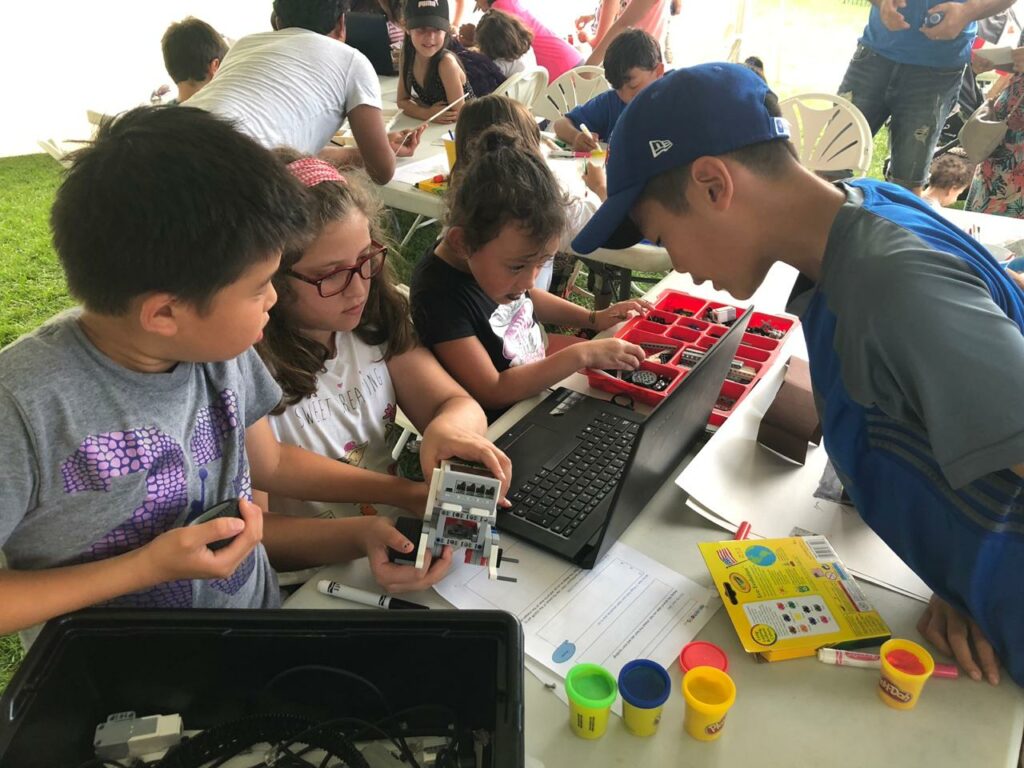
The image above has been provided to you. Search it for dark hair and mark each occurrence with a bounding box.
[259,150,415,411]
[273,0,350,34]
[928,153,974,191]
[351,0,402,23]
[476,10,533,62]
[744,56,766,82]
[452,94,539,185]
[639,92,798,212]
[446,127,566,253]
[161,17,228,84]
[604,28,662,90]
[51,106,309,315]
[401,27,462,96]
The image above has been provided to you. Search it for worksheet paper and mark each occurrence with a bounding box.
[434,539,721,715]
[391,153,450,186]
[674,337,931,602]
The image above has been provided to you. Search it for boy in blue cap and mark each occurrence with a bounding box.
[573,63,1024,688]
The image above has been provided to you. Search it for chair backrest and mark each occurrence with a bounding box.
[778,92,873,177]
[532,65,610,122]
[493,66,548,107]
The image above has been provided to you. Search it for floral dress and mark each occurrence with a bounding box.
[966,33,1024,218]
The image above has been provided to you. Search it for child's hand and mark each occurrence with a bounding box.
[389,124,426,157]
[430,103,460,124]
[573,130,600,153]
[580,338,645,370]
[419,421,513,500]
[593,299,654,331]
[878,0,910,32]
[458,22,476,46]
[361,516,455,592]
[582,162,607,200]
[971,52,995,75]
[141,497,263,584]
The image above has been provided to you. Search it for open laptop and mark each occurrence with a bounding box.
[345,12,398,76]
[495,308,751,568]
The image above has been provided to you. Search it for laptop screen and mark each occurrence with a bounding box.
[599,308,752,547]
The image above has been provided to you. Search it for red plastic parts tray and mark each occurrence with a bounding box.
[585,290,799,424]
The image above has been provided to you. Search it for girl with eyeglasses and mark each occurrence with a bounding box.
[255,151,510,537]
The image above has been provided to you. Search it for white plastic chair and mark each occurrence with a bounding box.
[778,92,873,178]
[531,66,610,122]
[493,66,548,107]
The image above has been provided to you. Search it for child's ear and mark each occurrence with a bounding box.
[655,62,666,77]
[690,156,733,211]
[446,226,470,258]
[137,293,182,338]
[207,58,222,81]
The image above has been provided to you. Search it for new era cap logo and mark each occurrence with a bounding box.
[649,140,673,158]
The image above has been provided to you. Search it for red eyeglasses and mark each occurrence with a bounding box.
[286,241,388,298]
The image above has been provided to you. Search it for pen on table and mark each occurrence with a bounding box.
[734,520,751,540]
[816,647,959,679]
[549,149,593,158]
[317,579,429,610]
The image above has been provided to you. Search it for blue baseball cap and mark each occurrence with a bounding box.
[572,63,790,254]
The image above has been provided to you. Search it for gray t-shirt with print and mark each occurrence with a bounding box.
[0,310,283,619]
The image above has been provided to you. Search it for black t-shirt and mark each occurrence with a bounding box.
[410,242,546,420]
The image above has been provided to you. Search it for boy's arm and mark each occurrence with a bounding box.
[346,104,397,184]
[245,418,427,512]
[0,501,262,634]
[431,334,644,410]
[554,110,600,152]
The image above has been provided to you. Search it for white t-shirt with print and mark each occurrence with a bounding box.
[188,28,382,155]
[267,332,401,519]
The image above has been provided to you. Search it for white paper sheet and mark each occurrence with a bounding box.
[674,335,932,603]
[391,153,450,186]
[434,538,721,715]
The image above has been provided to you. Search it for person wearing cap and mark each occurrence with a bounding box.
[187,0,424,185]
[398,0,474,122]
[836,0,1016,196]
[573,62,1024,689]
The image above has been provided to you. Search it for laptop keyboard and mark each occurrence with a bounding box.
[506,412,639,538]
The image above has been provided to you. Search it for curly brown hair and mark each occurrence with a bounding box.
[476,9,533,63]
[258,149,416,413]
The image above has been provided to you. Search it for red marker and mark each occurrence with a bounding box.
[734,521,751,540]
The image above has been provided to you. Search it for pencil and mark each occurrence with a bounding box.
[397,93,469,149]
[734,521,751,540]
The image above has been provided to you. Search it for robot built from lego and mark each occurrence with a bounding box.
[390,460,517,582]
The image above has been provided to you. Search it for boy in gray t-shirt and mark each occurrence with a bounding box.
[0,106,461,641]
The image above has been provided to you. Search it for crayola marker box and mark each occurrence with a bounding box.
[698,535,891,662]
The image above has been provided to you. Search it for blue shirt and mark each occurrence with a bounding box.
[564,89,627,143]
[792,179,1024,684]
[861,0,976,68]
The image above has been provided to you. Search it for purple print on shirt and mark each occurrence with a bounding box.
[61,427,193,606]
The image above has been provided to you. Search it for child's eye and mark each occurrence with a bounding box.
[508,265,525,273]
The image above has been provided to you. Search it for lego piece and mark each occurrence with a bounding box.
[404,460,515,581]
[726,360,757,384]
[748,320,785,340]
[707,306,737,325]
[623,369,672,391]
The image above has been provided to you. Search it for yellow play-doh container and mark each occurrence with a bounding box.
[443,138,457,171]
[682,666,736,741]
[565,663,618,739]
[618,659,672,737]
[878,638,934,710]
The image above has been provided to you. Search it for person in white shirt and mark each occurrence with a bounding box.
[257,152,511,526]
[187,0,424,184]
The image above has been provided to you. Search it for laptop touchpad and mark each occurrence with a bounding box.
[504,423,560,464]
